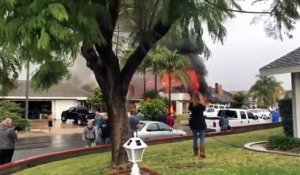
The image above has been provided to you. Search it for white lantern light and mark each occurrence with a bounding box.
[123,132,148,175]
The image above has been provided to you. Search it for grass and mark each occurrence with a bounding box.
[15,127,300,175]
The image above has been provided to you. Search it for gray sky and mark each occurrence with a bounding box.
[203,5,300,91]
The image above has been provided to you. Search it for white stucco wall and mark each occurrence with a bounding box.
[292,73,300,138]
[52,100,78,120]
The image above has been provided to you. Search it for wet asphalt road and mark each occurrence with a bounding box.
[12,124,200,161]
[13,134,84,161]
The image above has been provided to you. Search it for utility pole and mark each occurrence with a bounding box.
[25,60,30,131]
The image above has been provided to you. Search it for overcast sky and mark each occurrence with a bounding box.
[203,3,300,91]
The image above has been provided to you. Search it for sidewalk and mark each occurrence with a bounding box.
[18,120,84,138]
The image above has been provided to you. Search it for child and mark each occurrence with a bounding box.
[47,112,53,133]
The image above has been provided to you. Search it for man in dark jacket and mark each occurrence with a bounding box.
[100,114,110,144]
[157,111,166,124]
[0,118,18,165]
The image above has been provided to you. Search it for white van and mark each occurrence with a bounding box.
[207,104,227,112]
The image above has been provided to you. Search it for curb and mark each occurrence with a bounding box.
[244,141,300,157]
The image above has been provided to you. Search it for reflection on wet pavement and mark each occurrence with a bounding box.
[13,120,193,161]
[13,120,86,161]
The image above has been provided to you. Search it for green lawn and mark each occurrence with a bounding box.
[15,127,300,175]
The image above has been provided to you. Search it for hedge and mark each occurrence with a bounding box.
[278,98,293,137]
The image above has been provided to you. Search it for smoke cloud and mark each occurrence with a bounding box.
[165,37,210,97]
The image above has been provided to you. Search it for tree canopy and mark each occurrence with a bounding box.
[249,75,283,108]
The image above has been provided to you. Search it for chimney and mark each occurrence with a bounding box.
[128,85,135,98]
[215,83,219,94]
[218,84,223,96]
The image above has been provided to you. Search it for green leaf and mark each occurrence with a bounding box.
[48,3,69,22]
[37,29,50,50]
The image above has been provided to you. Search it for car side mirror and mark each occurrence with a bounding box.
[169,128,173,131]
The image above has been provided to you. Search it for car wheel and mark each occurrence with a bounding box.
[61,115,67,123]
[77,118,83,126]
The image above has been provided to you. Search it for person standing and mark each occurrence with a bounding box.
[100,114,110,144]
[188,93,207,158]
[128,111,139,135]
[157,111,166,124]
[94,109,103,144]
[0,118,18,165]
[47,112,54,133]
[166,113,175,128]
[82,121,96,147]
[219,111,230,131]
[136,109,145,121]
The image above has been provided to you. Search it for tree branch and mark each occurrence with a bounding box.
[96,0,121,43]
[204,0,272,14]
[81,45,110,92]
[120,21,172,89]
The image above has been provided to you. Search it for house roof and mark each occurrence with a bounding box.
[1,80,91,100]
[207,87,234,104]
[260,47,300,76]
[128,73,234,103]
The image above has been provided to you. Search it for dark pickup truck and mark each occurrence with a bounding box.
[61,107,95,125]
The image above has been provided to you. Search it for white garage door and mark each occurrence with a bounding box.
[52,100,77,120]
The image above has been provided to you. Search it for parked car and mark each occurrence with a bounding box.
[61,107,95,125]
[248,109,263,119]
[207,104,227,112]
[261,109,271,119]
[137,121,187,140]
[205,108,272,131]
[204,108,218,118]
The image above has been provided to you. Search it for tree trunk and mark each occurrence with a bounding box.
[168,72,171,115]
[154,64,158,92]
[143,67,146,97]
[106,89,131,169]
[154,74,157,92]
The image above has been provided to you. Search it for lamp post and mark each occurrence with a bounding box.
[123,132,147,175]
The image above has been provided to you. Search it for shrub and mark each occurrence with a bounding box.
[267,135,300,151]
[143,90,161,100]
[0,100,29,130]
[139,98,167,120]
[278,98,293,137]
[87,88,106,111]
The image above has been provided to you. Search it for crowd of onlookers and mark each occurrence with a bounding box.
[82,108,178,147]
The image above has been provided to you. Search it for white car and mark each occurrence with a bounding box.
[137,121,187,140]
[248,109,263,119]
[207,104,227,112]
[261,109,271,119]
[204,108,218,118]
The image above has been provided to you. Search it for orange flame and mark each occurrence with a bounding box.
[187,69,200,93]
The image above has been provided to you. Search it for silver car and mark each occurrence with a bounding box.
[137,121,187,140]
